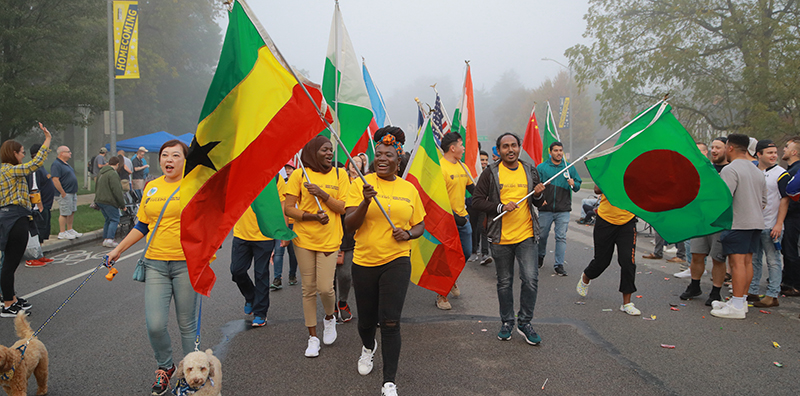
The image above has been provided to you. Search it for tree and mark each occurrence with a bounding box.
[0,0,107,141]
[566,0,800,139]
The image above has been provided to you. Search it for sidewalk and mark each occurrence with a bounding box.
[41,193,104,254]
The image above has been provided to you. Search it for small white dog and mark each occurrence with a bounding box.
[172,349,222,396]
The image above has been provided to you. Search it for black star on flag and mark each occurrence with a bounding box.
[184,138,221,176]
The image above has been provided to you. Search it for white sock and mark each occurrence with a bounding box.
[730,296,745,310]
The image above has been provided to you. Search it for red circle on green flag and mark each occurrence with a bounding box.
[623,150,700,212]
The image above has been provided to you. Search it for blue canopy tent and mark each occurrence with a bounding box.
[105,131,179,153]
[176,133,194,145]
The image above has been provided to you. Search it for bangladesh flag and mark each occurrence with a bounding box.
[585,102,732,243]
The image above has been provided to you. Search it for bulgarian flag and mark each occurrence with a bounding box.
[322,2,373,161]
[181,0,329,296]
[403,117,466,296]
[585,101,732,243]
[542,101,561,163]
[452,63,481,178]
[521,103,543,165]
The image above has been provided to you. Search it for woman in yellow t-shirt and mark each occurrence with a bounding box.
[284,136,349,358]
[345,127,426,396]
[107,139,196,395]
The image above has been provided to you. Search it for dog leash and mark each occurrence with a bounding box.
[1,261,107,381]
[194,296,202,352]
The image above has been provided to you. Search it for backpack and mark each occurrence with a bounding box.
[88,155,96,174]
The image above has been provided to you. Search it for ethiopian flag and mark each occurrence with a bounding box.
[403,118,466,296]
[542,101,561,163]
[322,2,373,161]
[181,0,329,296]
[585,101,732,243]
[452,64,481,178]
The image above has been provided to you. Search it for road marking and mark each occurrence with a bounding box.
[22,249,144,299]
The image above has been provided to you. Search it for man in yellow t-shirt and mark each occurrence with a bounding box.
[576,186,641,316]
[230,176,287,327]
[436,132,476,309]
[473,133,546,346]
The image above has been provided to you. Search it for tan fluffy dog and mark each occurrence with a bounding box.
[172,349,221,396]
[0,313,48,396]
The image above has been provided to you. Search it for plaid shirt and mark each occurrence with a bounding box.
[0,146,50,209]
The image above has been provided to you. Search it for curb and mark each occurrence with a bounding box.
[41,229,105,255]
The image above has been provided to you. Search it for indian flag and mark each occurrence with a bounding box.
[322,2,373,160]
[451,63,481,178]
[403,118,466,296]
[181,0,329,296]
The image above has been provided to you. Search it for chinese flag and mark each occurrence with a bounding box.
[522,105,543,165]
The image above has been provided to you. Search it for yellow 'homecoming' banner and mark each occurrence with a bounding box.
[113,1,139,79]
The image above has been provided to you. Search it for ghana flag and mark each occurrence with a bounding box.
[585,101,732,244]
[181,0,329,296]
[403,117,465,296]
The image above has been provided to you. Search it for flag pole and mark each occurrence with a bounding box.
[492,99,667,222]
[296,152,324,211]
[431,85,477,185]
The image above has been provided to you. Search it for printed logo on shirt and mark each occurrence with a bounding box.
[324,184,339,191]
[147,187,158,197]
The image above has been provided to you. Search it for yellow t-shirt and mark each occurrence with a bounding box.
[345,173,426,267]
[498,163,534,245]
[138,177,184,261]
[233,177,287,241]
[597,194,635,225]
[286,167,349,252]
[441,159,473,217]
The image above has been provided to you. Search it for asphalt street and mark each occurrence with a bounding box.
[2,189,799,395]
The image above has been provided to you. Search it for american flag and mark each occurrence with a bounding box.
[430,93,449,147]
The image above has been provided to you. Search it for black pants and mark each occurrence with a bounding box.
[583,216,637,294]
[352,257,411,384]
[782,215,800,289]
[34,207,51,243]
[230,238,275,317]
[467,207,489,256]
[1,216,30,302]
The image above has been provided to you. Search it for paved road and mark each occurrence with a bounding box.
[2,190,799,395]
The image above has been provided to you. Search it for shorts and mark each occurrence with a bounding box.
[720,229,761,255]
[58,193,78,216]
[690,232,725,262]
[132,179,145,191]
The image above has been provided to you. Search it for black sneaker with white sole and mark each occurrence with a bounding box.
[16,297,32,310]
[554,265,568,276]
[1,303,31,317]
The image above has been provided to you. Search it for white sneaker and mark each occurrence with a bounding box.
[664,246,678,254]
[381,382,398,396]
[58,231,75,240]
[620,303,641,316]
[710,303,746,319]
[68,229,83,238]
[576,277,589,297]
[358,340,377,375]
[712,299,748,312]
[304,336,320,357]
[322,317,337,345]
[673,269,707,278]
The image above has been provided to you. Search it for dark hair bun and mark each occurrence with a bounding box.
[374,126,405,145]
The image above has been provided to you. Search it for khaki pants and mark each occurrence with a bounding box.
[294,245,337,327]
[120,179,130,192]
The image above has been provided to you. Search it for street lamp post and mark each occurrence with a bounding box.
[542,57,574,161]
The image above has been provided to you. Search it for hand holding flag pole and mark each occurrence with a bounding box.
[492,98,668,222]
[296,152,324,211]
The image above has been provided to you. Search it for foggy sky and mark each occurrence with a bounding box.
[246,0,591,129]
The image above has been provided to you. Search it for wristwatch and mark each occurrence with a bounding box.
[406,230,413,239]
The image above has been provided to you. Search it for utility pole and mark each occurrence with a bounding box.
[107,0,117,153]
[542,57,574,160]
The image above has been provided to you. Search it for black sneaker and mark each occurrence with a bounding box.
[705,293,722,307]
[338,301,353,323]
[288,276,298,286]
[270,277,282,290]
[151,364,175,395]
[15,297,32,310]
[497,322,513,341]
[516,322,542,345]
[680,285,702,300]
[1,303,30,318]
[538,256,544,269]
[480,256,493,266]
[554,265,568,276]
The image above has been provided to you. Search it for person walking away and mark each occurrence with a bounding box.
[472,133,546,345]
[536,141,581,276]
[284,136,349,358]
[106,140,201,395]
[576,187,640,315]
[345,127,425,396]
[51,145,82,240]
[437,132,474,309]
[271,160,298,289]
[710,134,767,319]
[94,156,125,248]
[24,143,56,267]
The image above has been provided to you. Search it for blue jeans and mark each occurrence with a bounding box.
[143,258,198,368]
[457,216,473,261]
[273,242,297,279]
[750,229,783,298]
[537,211,571,267]
[230,238,274,317]
[492,237,539,324]
[97,203,120,240]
